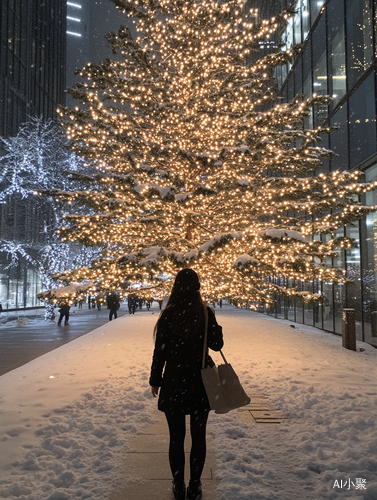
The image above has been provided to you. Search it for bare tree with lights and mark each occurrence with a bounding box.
[51,0,376,305]
[0,117,99,317]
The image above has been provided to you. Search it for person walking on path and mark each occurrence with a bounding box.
[57,302,70,326]
[106,292,120,321]
[128,294,136,315]
[149,269,223,500]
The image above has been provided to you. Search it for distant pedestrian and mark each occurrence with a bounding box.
[57,302,70,325]
[107,292,120,321]
[78,299,83,309]
[139,298,143,310]
[128,295,136,315]
[158,299,163,310]
[96,298,102,311]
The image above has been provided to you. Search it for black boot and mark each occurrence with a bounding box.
[172,480,186,500]
[187,480,202,500]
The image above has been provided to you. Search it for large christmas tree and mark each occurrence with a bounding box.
[51,0,376,305]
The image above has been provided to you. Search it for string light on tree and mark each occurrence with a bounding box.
[51,0,377,306]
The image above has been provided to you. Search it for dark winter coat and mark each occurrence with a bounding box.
[58,303,70,314]
[149,306,223,414]
[106,293,120,311]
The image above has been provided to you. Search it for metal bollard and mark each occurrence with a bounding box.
[342,308,356,351]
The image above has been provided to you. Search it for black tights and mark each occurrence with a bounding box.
[165,410,209,485]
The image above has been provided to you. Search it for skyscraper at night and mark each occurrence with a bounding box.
[0,0,66,138]
[0,0,66,308]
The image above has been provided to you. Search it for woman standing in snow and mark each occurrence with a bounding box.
[149,269,223,500]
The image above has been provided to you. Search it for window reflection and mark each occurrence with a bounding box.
[328,0,347,108]
[330,104,348,171]
[362,165,377,347]
[346,222,363,339]
[348,73,376,168]
[303,40,313,129]
[294,1,302,45]
[333,227,346,334]
[312,16,328,126]
[301,0,310,39]
[346,0,373,87]
[311,0,325,25]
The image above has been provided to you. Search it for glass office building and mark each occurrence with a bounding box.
[259,0,377,347]
[0,0,66,137]
[0,0,66,309]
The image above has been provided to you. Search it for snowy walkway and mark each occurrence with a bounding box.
[0,307,376,500]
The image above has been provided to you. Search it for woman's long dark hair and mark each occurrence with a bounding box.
[154,269,205,340]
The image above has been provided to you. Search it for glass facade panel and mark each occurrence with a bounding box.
[287,279,295,322]
[294,2,302,45]
[304,281,314,325]
[287,74,294,101]
[348,73,376,168]
[285,17,294,52]
[311,0,325,26]
[302,40,313,129]
[312,16,328,126]
[346,0,373,88]
[327,0,347,108]
[322,281,334,331]
[330,104,348,171]
[296,282,304,324]
[294,57,303,96]
[362,165,377,347]
[346,222,363,339]
[333,227,346,334]
[314,279,323,329]
[271,0,377,347]
[318,132,329,174]
[301,0,310,40]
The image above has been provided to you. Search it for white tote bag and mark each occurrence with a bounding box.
[201,306,250,414]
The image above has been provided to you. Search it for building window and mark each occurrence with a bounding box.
[312,15,328,126]
[327,0,347,109]
[301,0,310,40]
[294,1,302,45]
[311,0,325,26]
[302,39,313,129]
[361,164,377,347]
[346,0,373,88]
[348,72,376,168]
[330,104,349,171]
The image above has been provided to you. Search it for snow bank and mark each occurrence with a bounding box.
[0,308,376,499]
[0,315,159,500]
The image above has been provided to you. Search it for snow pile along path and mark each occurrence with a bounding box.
[0,314,159,500]
[0,306,376,500]
[209,310,377,500]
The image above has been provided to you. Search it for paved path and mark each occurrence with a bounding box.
[109,412,219,500]
[0,304,158,376]
[108,392,285,500]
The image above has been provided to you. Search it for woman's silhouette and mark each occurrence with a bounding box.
[150,269,223,500]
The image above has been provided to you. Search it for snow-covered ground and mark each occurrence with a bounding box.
[0,306,376,500]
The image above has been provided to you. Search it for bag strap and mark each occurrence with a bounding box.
[219,349,228,364]
[202,304,209,369]
[202,304,228,368]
